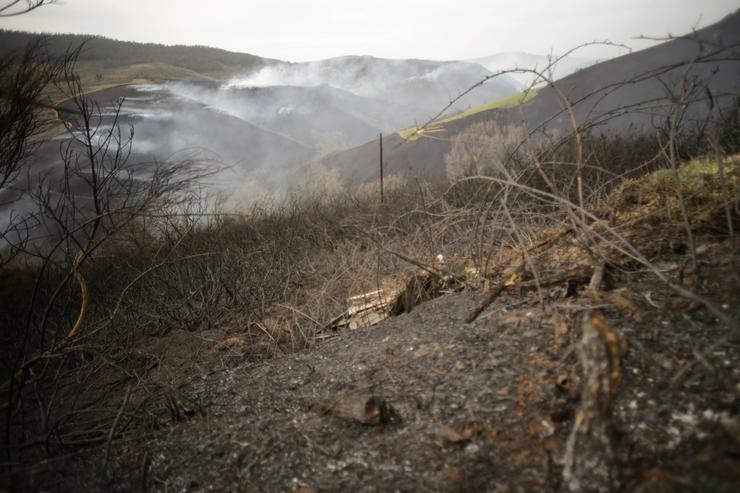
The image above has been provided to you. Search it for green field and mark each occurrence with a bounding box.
[399,89,538,140]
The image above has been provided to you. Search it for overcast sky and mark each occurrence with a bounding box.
[2,0,739,61]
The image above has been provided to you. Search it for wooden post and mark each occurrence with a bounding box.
[379,132,384,203]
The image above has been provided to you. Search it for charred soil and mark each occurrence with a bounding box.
[4,158,739,492]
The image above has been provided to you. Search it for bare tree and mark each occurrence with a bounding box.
[0,34,217,466]
[0,38,80,269]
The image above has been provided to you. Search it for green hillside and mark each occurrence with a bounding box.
[400,89,538,140]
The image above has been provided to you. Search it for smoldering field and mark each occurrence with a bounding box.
[21,58,520,209]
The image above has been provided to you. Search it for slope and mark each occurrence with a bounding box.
[317,11,740,185]
[6,156,737,491]
[0,29,273,78]
[47,83,315,194]
[228,55,522,128]
[468,51,600,88]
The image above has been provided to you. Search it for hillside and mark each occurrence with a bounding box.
[222,55,522,129]
[0,31,529,198]
[33,60,520,194]
[3,42,530,196]
[46,84,316,194]
[316,11,740,186]
[468,51,600,88]
[1,30,614,195]
[0,30,272,79]
[4,155,737,491]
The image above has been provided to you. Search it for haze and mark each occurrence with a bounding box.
[3,0,739,61]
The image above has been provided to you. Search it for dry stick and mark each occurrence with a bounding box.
[375,244,441,278]
[67,254,90,341]
[318,310,350,333]
[664,107,698,271]
[501,196,545,309]
[588,262,606,292]
[517,265,594,290]
[251,321,279,345]
[563,311,621,492]
[709,137,736,251]
[103,382,133,473]
[416,180,436,262]
[0,253,88,400]
[465,270,522,323]
[274,303,323,328]
[670,334,729,388]
[457,175,733,327]
[515,102,589,254]
[663,54,702,271]
[141,454,152,493]
[546,80,586,220]
[0,0,54,17]
[379,132,384,203]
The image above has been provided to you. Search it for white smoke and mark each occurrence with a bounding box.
[468,52,601,88]
[226,64,330,89]
[224,57,510,100]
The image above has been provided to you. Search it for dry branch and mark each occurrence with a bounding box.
[562,311,622,491]
[465,270,521,323]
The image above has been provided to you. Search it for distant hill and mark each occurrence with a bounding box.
[0,30,273,78]
[227,55,522,127]
[1,33,527,194]
[15,21,737,196]
[35,83,316,197]
[158,82,390,151]
[318,11,740,185]
[12,40,529,192]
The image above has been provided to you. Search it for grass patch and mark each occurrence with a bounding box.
[399,89,538,140]
[611,154,740,224]
[647,156,739,193]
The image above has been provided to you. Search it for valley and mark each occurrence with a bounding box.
[0,29,598,199]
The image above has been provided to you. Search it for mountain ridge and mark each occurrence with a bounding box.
[468,51,601,88]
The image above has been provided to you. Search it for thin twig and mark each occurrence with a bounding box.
[103,382,133,473]
[501,195,545,309]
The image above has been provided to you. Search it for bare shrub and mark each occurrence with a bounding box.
[445,121,525,180]
[0,42,217,466]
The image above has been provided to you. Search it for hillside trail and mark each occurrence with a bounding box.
[8,162,740,492]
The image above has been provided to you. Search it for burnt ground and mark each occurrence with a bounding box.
[2,158,740,492]
[6,240,739,492]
